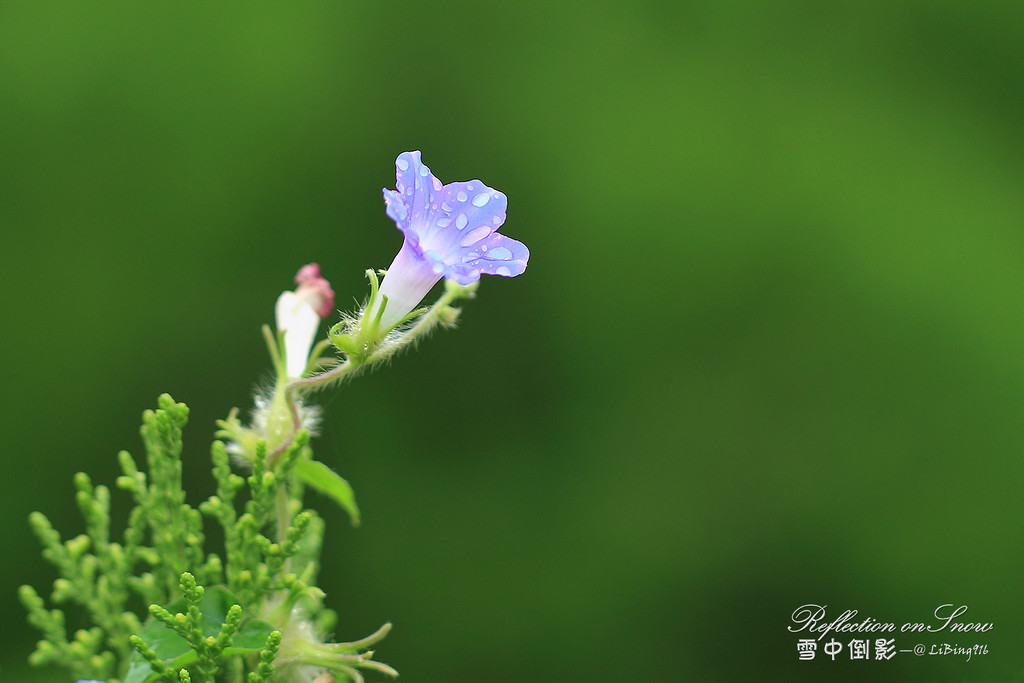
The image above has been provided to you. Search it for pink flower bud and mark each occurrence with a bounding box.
[294,262,336,318]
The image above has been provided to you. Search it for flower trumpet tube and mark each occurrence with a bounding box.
[275,263,336,379]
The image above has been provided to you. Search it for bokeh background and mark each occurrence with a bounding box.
[3,2,1024,681]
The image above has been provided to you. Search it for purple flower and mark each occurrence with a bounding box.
[374,151,529,330]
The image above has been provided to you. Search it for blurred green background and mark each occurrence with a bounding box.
[3,2,1024,681]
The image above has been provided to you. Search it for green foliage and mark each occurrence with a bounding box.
[245,632,281,683]
[22,395,394,683]
[124,579,275,683]
[291,459,359,528]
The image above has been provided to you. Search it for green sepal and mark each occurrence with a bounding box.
[303,338,337,376]
[124,586,274,683]
[261,324,285,377]
[328,320,358,355]
[292,458,360,527]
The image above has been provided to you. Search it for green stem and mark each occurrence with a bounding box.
[286,359,357,393]
[274,485,291,577]
[261,325,285,376]
[287,282,465,394]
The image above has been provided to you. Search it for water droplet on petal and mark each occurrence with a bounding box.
[397,158,409,171]
[492,216,502,225]
[496,266,511,276]
[432,177,442,191]
[432,262,444,274]
[472,193,490,207]
[441,202,453,213]
[487,246,512,260]
[460,226,491,246]
[455,213,468,230]
[419,166,429,177]
[437,217,451,228]
[456,191,468,202]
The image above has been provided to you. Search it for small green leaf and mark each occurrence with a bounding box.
[123,586,276,683]
[293,458,360,526]
[124,627,194,683]
[228,617,278,651]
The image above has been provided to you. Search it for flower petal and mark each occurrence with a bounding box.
[421,180,507,255]
[449,232,530,283]
[388,151,442,240]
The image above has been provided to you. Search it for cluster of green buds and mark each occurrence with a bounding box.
[23,394,393,683]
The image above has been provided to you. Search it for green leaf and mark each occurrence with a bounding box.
[123,639,194,683]
[123,586,276,683]
[293,458,360,526]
